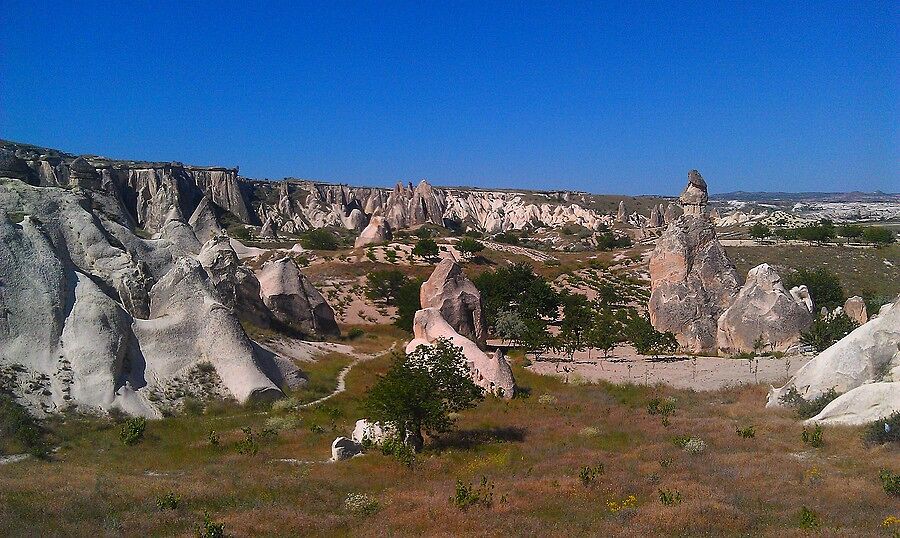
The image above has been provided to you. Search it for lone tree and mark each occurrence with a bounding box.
[365,338,483,452]
[456,236,485,260]
[749,223,771,241]
[412,237,440,259]
[365,270,410,304]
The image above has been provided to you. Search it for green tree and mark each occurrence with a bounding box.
[473,262,560,330]
[366,270,410,304]
[559,292,593,360]
[627,315,678,358]
[412,237,440,259]
[300,229,339,250]
[365,338,483,452]
[749,223,771,241]
[837,224,864,239]
[862,226,895,246]
[587,307,622,358]
[393,278,424,331]
[456,237,485,260]
[800,313,859,352]
[495,308,527,345]
[782,268,845,311]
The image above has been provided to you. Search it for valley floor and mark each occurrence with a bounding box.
[1,333,897,537]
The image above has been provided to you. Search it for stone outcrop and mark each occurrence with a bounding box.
[331,436,363,461]
[648,204,664,228]
[805,383,900,426]
[419,259,487,347]
[768,296,900,416]
[257,257,340,336]
[843,296,868,326]
[354,215,392,248]
[617,200,626,222]
[716,264,814,354]
[188,196,224,244]
[648,170,743,354]
[197,236,272,327]
[407,308,515,398]
[679,170,708,217]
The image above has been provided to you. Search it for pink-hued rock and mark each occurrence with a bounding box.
[843,296,868,326]
[716,264,814,354]
[420,258,487,348]
[257,257,339,336]
[407,308,514,398]
[354,215,392,247]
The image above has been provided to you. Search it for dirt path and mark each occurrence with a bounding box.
[528,344,811,391]
[297,343,396,409]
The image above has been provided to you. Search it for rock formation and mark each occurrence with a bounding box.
[331,436,363,461]
[648,172,739,353]
[354,214,392,248]
[679,170,708,217]
[648,204,664,228]
[768,296,900,423]
[419,258,487,348]
[617,200,626,222]
[716,264,814,354]
[407,308,515,398]
[257,257,340,336]
[843,296,868,326]
[805,383,900,426]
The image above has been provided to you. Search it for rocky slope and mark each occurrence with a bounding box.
[0,147,338,418]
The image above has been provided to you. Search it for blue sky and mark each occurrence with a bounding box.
[1,1,896,194]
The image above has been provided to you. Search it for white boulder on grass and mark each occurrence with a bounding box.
[351,419,394,446]
[805,382,900,426]
[331,436,363,461]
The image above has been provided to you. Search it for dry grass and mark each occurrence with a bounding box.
[1,352,897,537]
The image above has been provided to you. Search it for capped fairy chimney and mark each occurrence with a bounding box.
[679,170,708,217]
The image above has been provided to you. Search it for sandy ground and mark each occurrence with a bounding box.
[526,344,811,391]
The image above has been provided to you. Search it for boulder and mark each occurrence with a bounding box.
[0,149,37,183]
[354,215,392,248]
[768,296,900,408]
[331,436,363,461]
[407,307,514,398]
[188,196,224,244]
[843,296,868,326]
[257,257,340,336]
[420,259,487,347]
[679,169,708,217]
[716,264,814,354]
[351,419,394,446]
[648,213,739,354]
[805,382,900,426]
[197,236,272,327]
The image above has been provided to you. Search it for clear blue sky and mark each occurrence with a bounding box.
[1,1,896,194]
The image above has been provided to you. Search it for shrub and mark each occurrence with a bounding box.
[800,313,858,352]
[880,469,900,497]
[265,415,301,432]
[864,411,900,445]
[578,426,600,438]
[197,511,225,538]
[344,492,380,516]
[456,236,485,259]
[300,229,339,250]
[207,430,220,447]
[779,386,841,419]
[347,327,365,340]
[749,223,771,240]
[236,426,259,455]
[736,425,756,439]
[0,395,48,457]
[647,397,676,427]
[658,488,683,506]
[578,464,604,486]
[802,424,824,448]
[782,268,845,311]
[120,417,146,446]
[412,238,439,258]
[538,394,557,405]
[156,492,180,511]
[365,270,410,304]
[797,506,821,529]
[450,476,494,511]
[379,435,416,467]
[606,494,637,513]
[271,397,299,414]
[683,438,706,455]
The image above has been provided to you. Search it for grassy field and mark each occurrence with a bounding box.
[1,343,897,537]
[726,243,900,302]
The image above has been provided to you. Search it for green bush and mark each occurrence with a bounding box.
[450,476,494,511]
[412,237,439,258]
[300,229,339,250]
[197,511,225,538]
[235,426,259,455]
[120,417,146,446]
[879,469,900,496]
[647,397,676,427]
[658,488,683,506]
[864,411,900,445]
[366,270,410,304]
[156,492,180,511]
[802,424,824,448]
[782,267,845,311]
[0,395,48,457]
[736,425,756,439]
[797,506,821,529]
[800,313,858,352]
[578,464,604,486]
[346,327,365,340]
[779,386,841,419]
